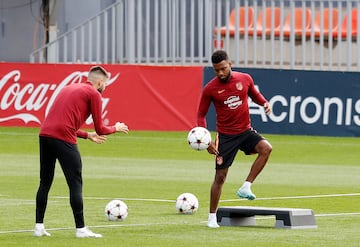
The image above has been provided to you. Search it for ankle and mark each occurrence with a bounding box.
[35,223,45,229]
[242,181,252,189]
[208,213,217,221]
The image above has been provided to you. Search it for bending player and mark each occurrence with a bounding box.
[34,66,129,237]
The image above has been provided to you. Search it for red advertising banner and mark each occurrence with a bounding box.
[0,63,203,131]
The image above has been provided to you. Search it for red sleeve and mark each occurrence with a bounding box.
[76,130,88,139]
[196,86,211,128]
[247,75,267,106]
[90,92,116,135]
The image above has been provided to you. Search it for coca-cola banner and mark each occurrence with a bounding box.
[0,63,203,130]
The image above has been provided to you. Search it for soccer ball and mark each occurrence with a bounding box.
[175,193,199,214]
[105,199,128,221]
[187,127,211,151]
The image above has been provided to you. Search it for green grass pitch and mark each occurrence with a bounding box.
[0,126,359,246]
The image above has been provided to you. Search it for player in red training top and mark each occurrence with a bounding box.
[34,66,129,238]
[197,50,272,228]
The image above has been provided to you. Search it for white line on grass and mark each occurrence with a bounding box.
[51,196,175,202]
[1,193,359,235]
[316,212,360,217]
[220,193,360,202]
[2,193,359,205]
[51,193,360,203]
[0,222,188,235]
[1,212,360,235]
[0,199,64,207]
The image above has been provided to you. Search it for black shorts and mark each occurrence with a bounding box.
[214,128,265,169]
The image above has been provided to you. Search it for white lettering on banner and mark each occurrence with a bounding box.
[0,69,120,125]
[248,97,268,121]
[354,100,360,126]
[250,95,360,126]
[345,98,352,125]
[289,96,301,123]
[323,97,343,125]
[300,97,322,124]
[267,95,287,122]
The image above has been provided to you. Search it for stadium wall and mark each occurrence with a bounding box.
[0,63,359,137]
[0,63,202,131]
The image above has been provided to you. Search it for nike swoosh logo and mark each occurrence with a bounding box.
[218,89,225,94]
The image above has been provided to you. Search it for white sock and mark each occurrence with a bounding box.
[35,223,44,229]
[242,181,252,190]
[76,227,86,231]
[208,213,217,221]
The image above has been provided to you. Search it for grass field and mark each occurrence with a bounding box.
[0,126,359,247]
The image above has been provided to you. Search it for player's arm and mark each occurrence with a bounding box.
[76,130,88,139]
[114,122,129,134]
[197,88,218,155]
[88,132,107,144]
[76,130,107,144]
[196,89,211,128]
[263,102,271,115]
[247,75,271,115]
[90,93,126,135]
[207,143,219,156]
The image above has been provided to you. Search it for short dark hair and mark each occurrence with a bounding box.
[211,50,229,64]
[89,65,109,78]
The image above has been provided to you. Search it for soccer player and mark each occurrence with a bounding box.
[34,66,129,238]
[197,50,272,228]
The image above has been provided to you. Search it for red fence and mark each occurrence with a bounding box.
[0,63,203,131]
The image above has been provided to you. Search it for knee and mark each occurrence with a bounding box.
[39,180,52,190]
[260,142,272,157]
[214,172,227,184]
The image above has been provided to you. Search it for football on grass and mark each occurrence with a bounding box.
[187,127,211,151]
[175,193,199,214]
[105,199,128,221]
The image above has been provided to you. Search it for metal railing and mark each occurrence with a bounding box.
[29,0,360,72]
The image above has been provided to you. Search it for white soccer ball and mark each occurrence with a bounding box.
[187,127,211,151]
[175,193,199,214]
[105,199,128,221]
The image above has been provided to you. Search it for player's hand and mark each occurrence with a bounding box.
[207,142,219,155]
[115,122,129,134]
[264,102,271,115]
[88,132,107,144]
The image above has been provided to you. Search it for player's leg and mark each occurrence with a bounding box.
[207,133,239,228]
[57,143,84,225]
[57,141,102,238]
[208,168,228,228]
[246,139,272,182]
[210,168,228,212]
[34,137,57,237]
[237,130,272,200]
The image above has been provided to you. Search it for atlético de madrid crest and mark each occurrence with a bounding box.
[236,82,243,90]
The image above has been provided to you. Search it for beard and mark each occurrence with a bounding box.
[97,84,105,93]
[218,71,231,83]
[97,87,104,93]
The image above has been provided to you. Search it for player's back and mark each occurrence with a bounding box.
[40,82,95,143]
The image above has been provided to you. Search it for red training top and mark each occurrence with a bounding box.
[40,82,116,144]
[197,71,267,135]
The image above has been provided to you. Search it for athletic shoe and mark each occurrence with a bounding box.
[33,227,51,237]
[76,227,102,238]
[237,187,256,200]
[207,220,220,228]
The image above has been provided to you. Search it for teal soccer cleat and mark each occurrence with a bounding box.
[237,187,256,200]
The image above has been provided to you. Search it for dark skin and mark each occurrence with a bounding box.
[207,59,272,213]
